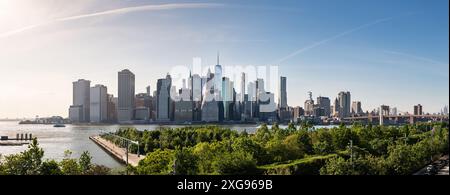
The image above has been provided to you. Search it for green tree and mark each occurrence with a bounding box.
[40,160,63,175]
[0,138,44,175]
[173,147,198,175]
[216,150,259,175]
[320,155,387,175]
[255,123,271,144]
[20,138,44,174]
[232,137,268,165]
[297,130,313,154]
[386,143,416,175]
[283,134,306,159]
[136,149,174,175]
[312,129,334,155]
[330,126,359,151]
[79,151,92,174]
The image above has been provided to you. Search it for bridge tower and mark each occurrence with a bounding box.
[379,105,390,125]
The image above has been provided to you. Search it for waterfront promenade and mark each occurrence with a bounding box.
[89,135,145,167]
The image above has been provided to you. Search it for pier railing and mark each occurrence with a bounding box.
[98,131,140,166]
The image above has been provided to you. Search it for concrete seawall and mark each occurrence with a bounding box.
[90,136,145,167]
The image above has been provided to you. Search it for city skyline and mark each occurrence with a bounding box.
[0,0,448,118]
[66,67,448,126]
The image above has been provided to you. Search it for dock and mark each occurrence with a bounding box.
[0,133,33,146]
[89,135,145,167]
[0,141,30,146]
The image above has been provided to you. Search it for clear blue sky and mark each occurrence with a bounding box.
[0,0,448,118]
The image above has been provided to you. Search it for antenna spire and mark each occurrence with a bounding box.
[217,51,220,65]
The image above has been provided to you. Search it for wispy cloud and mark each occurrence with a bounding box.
[275,17,393,64]
[383,50,449,78]
[0,3,223,39]
[383,50,447,65]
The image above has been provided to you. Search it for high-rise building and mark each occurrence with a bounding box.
[107,94,117,123]
[214,54,223,101]
[156,74,172,122]
[279,76,288,109]
[239,73,246,121]
[69,79,91,122]
[332,98,339,117]
[414,104,423,115]
[313,105,325,117]
[351,101,363,115]
[135,93,152,121]
[292,106,304,122]
[69,105,83,123]
[255,78,266,118]
[146,85,151,96]
[70,79,91,122]
[241,73,246,103]
[304,91,314,116]
[90,84,107,123]
[202,69,219,122]
[118,69,135,123]
[222,77,234,120]
[174,88,193,122]
[259,92,277,122]
[190,74,202,102]
[190,74,202,121]
[247,81,257,119]
[338,91,351,118]
[316,96,330,117]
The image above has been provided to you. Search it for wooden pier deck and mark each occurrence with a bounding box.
[89,136,145,167]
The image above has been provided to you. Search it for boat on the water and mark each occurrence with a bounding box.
[53,124,66,127]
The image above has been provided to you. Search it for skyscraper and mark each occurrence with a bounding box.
[247,81,257,119]
[279,76,288,109]
[304,91,314,116]
[135,92,152,121]
[70,79,91,122]
[316,96,330,117]
[414,104,423,115]
[107,94,118,123]
[444,106,449,115]
[118,69,135,123]
[174,87,193,122]
[351,101,363,115]
[338,91,351,118]
[259,92,277,122]
[190,74,202,121]
[214,53,223,101]
[222,77,233,120]
[201,69,219,122]
[156,74,172,122]
[241,72,246,103]
[292,106,304,122]
[256,78,266,118]
[90,84,107,123]
[332,98,339,117]
[146,85,151,96]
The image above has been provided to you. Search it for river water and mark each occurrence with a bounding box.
[0,121,335,169]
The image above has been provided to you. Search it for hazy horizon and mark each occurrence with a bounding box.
[0,0,448,118]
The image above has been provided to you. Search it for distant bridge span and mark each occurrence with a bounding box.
[343,114,449,125]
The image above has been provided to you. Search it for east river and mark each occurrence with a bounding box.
[0,121,334,169]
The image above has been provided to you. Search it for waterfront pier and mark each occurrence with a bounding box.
[89,135,144,167]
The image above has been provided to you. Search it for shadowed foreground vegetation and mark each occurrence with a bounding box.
[1,122,447,175]
[104,122,448,175]
[0,138,112,175]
